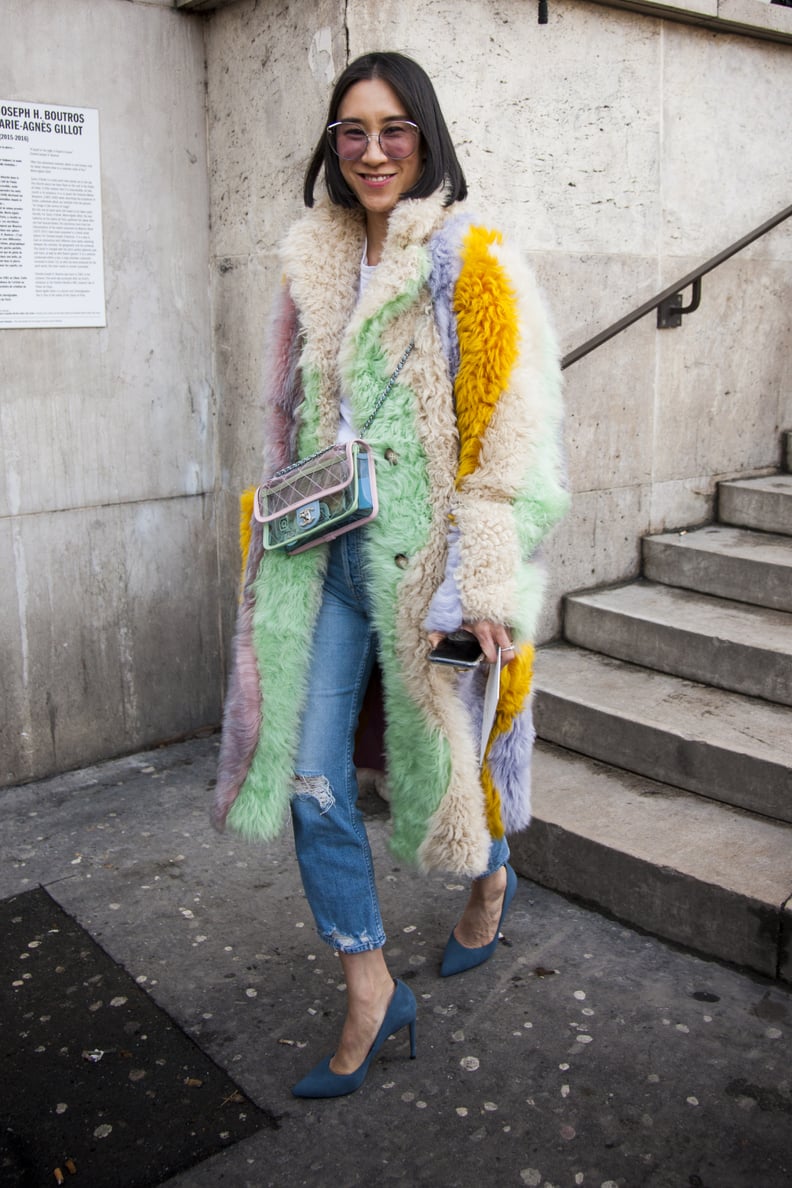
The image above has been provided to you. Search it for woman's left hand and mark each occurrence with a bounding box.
[464,620,516,665]
[427,620,517,666]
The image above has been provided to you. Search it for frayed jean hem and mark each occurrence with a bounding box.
[320,927,387,955]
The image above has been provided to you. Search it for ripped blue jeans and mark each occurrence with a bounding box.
[291,530,509,954]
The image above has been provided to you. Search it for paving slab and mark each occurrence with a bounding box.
[2,737,792,1188]
[534,643,792,822]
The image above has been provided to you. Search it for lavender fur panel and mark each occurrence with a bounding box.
[456,666,535,834]
[457,664,487,756]
[423,522,463,633]
[428,213,468,384]
[488,704,535,834]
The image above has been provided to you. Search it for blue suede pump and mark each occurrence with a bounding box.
[291,978,417,1099]
[440,863,518,977]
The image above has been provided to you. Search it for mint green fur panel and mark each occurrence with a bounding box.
[227,546,326,840]
[382,675,453,865]
[511,367,568,637]
[227,362,325,842]
[295,363,323,456]
[345,249,430,429]
[363,445,452,865]
[350,280,452,864]
[514,457,569,557]
[512,483,568,639]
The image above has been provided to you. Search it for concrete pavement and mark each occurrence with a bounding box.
[2,735,791,1188]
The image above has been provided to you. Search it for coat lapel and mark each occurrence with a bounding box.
[281,193,453,446]
[280,202,366,446]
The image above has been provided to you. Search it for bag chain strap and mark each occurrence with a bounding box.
[270,341,415,480]
[360,341,415,435]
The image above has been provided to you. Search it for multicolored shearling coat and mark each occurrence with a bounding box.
[212,190,568,877]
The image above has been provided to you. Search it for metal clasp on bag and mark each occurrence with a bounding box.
[297,503,321,529]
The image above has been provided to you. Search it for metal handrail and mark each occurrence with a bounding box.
[561,202,792,370]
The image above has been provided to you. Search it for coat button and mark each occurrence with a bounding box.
[394,554,408,569]
[384,448,399,464]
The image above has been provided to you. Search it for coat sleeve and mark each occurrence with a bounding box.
[448,225,568,641]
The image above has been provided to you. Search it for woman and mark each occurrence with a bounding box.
[212,52,567,1098]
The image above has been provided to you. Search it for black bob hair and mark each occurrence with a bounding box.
[303,52,467,209]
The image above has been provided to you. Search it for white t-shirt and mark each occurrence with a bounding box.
[337,249,378,443]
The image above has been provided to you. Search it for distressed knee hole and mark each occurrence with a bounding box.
[293,773,335,813]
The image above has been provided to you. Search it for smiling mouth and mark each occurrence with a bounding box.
[358,173,396,186]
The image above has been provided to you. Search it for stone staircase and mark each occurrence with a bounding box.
[512,436,792,982]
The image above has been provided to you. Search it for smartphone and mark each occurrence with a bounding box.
[428,630,484,669]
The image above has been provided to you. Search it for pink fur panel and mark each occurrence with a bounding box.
[263,287,303,477]
[212,593,263,831]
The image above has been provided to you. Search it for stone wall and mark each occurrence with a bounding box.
[0,0,217,784]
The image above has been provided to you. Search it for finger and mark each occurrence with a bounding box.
[491,626,518,665]
[473,621,519,665]
[464,621,500,665]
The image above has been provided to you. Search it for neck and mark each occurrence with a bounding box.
[364,212,388,265]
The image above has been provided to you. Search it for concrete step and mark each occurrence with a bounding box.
[534,644,792,823]
[511,742,792,981]
[643,525,792,613]
[565,580,792,707]
[719,473,792,536]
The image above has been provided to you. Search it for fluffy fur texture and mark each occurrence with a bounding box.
[213,192,568,875]
[239,488,256,591]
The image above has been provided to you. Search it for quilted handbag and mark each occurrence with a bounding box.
[254,439,377,554]
[253,342,414,555]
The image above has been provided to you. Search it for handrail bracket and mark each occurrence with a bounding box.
[657,277,702,329]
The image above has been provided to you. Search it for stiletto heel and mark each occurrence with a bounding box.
[292,978,417,1099]
[440,863,518,978]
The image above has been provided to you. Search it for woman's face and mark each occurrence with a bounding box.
[335,78,423,222]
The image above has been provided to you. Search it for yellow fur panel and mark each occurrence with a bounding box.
[452,233,565,636]
[454,226,520,485]
[239,487,256,592]
[493,644,535,742]
[480,764,504,839]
